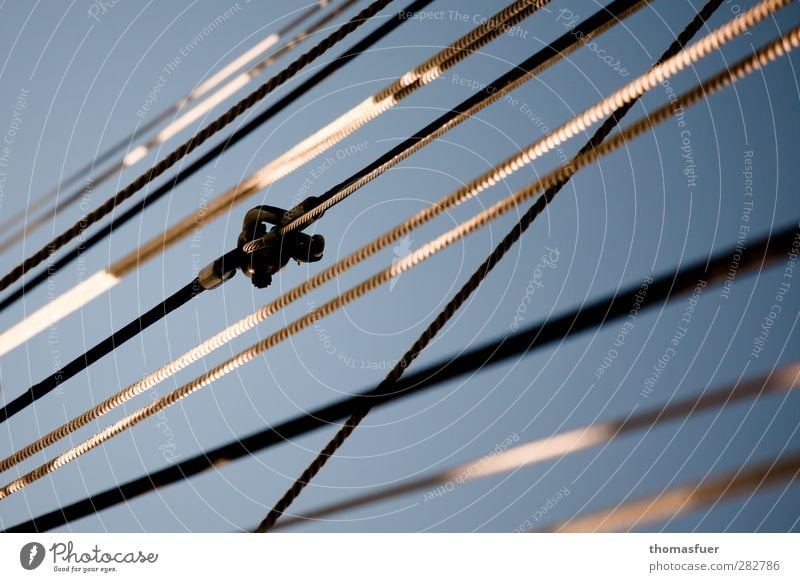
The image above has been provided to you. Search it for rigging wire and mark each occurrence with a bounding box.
[1,23,796,501]
[0,0,648,441]
[0,249,241,426]
[0,280,204,425]
[275,0,784,237]
[265,0,733,527]
[538,452,800,532]
[0,0,340,256]
[0,0,551,439]
[0,0,773,363]
[247,0,652,248]
[0,0,397,294]
[269,363,800,530]
[5,221,796,533]
[0,0,553,436]
[0,0,549,356]
[0,0,438,317]
[0,0,703,467]
[256,0,742,529]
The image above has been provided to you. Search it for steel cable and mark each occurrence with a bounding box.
[270,363,800,530]
[5,221,797,532]
[0,0,681,471]
[0,0,548,356]
[259,0,730,529]
[0,0,437,317]
[0,0,396,293]
[2,24,797,500]
[0,0,334,256]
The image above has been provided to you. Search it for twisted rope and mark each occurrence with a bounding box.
[274,0,781,234]
[249,0,651,245]
[0,0,660,471]
[0,0,438,316]
[256,10,796,530]
[109,0,549,276]
[270,363,800,530]
[6,220,796,531]
[0,0,394,292]
[1,10,794,502]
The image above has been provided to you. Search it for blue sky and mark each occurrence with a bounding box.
[0,0,798,532]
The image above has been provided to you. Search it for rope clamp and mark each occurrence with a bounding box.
[238,198,326,288]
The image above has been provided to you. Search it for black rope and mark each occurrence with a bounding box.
[255,0,727,531]
[0,0,736,530]
[0,246,243,424]
[0,279,204,424]
[288,0,647,232]
[6,219,794,533]
[0,1,334,255]
[0,0,395,293]
[0,0,436,315]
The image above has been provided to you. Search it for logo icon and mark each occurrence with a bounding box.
[20,542,46,570]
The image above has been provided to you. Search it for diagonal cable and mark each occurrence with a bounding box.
[254,0,744,530]
[0,0,395,292]
[4,221,797,532]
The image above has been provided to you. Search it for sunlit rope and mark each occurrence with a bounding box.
[539,452,800,532]
[151,0,363,145]
[255,15,800,529]
[0,0,647,463]
[0,0,332,253]
[249,0,652,249]
[0,0,396,294]
[6,221,796,532]
[110,0,551,276]
[270,363,800,530]
[0,0,548,357]
[2,23,797,501]
[0,0,439,318]
[0,0,771,358]
[267,0,733,527]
